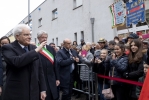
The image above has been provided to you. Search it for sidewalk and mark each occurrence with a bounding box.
[71,94,86,100]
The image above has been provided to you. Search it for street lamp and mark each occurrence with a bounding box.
[90,18,95,42]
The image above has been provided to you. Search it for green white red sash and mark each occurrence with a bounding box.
[37,45,54,64]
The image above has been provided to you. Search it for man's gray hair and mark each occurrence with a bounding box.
[37,30,48,38]
[12,24,31,38]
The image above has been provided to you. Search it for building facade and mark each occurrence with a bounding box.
[6,0,149,45]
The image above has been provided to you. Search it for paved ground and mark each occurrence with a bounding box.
[59,92,87,100]
[71,94,86,100]
[59,93,98,100]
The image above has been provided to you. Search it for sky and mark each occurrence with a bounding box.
[0,0,45,38]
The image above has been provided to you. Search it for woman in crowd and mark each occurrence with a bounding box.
[79,45,94,99]
[123,39,144,100]
[94,49,110,100]
[110,43,128,100]
[80,44,94,82]
[73,41,78,47]
[0,36,10,100]
[114,36,119,44]
[94,43,102,58]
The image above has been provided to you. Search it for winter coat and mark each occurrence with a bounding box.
[136,75,145,98]
[128,61,144,81]
[127,60,144,99]
[94,56,110,84]
[80,51,94,81]
[110,54,128,85]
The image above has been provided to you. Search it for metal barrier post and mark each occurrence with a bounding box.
[73,64,98,100]
[88,67,91,100]
[95,73,98,100]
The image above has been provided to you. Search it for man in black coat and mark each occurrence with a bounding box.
[2,24,47,100]
[0,50,3,98]
[56,38,81,100]
[37,30,60,100]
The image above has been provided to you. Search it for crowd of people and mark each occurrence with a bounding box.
[0,23,149,100]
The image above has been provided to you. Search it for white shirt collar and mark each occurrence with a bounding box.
[18,42,25,48]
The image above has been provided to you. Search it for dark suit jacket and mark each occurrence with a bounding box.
[0,49,3,86]
[2,40,46,100]
[56,48,81,87]
[39,45,59,100]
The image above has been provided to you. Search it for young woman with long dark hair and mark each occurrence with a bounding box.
[110,43,128,100]
[124,39,144,100]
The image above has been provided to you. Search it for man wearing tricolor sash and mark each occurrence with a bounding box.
[37,30,60,100]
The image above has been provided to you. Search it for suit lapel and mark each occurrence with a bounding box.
[63,48,70,58]
[12,40,26,55]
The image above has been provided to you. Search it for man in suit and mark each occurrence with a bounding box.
[2,24,47,100]
[0,51,3,99]
[37,30,60,100]
[56,38,81,100]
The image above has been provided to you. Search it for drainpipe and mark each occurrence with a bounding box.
[90,18,95,42]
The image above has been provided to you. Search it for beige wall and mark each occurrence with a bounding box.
[8,35,15,42]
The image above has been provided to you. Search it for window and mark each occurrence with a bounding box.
[81,31,84,40]
[56,37,58,46]
[52,38,54,43]
[38,18,42,27]
[74,33,77,41]
[25,22,28,25]
[52,9,58,20]
[29,20,32,30]
[73,0,83,9]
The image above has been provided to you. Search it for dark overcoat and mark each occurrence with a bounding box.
[0,49,3,86]
[56,48,81,88]
[2,40,46,100]
[39,45,59,100]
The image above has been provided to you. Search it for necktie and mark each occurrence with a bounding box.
[24,46,29,52]
[69,50,74,73]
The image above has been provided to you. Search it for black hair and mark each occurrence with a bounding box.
[0,36,10,44]
[49,42,55,45]
[73,41,78,45]
[115,43,125,52]
[114,36,119,41]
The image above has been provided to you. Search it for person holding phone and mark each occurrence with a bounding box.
[110,44,128,100]
[94,49,110,100]
[56,38,81,100]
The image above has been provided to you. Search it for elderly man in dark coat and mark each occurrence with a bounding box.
[37,30,60,100]
[2,24,47,100]
[0,50,3,98]
[56,38,81,100]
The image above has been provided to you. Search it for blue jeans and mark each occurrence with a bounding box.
[98,82,110,100]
